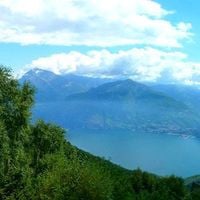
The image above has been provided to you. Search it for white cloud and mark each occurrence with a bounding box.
[0,0,192,47]
[20,48,200,84]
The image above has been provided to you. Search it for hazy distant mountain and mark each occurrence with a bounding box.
[151,84,200,110]
[20,68,112,102]
[33,79,200,135]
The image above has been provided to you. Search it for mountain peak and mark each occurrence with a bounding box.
[21,68,59,83]
[108,79,148,89]
[24,68,56,76]
[66,79,156,101]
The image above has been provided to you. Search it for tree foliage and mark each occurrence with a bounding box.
[0,66,198,199]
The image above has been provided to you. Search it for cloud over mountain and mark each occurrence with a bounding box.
[2,0,199,85]
[23,48,200,84]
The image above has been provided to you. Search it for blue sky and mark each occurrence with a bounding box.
[0,0,200,84]
[156,0,200,61]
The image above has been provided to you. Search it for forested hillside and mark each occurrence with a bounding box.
[0,66,199,199]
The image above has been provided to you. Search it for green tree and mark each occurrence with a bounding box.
[0,66,194,199]
[30,120,65,174]
[0,67,34,199]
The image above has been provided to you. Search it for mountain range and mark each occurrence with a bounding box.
[151,84,200,110]
[20,68,111,102]
[20,68,200,136]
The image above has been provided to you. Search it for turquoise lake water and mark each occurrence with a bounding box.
[68,130,200,177]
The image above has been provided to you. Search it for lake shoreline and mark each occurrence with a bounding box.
[68,129,200,178]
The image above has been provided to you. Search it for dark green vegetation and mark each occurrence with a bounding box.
[0,66,199,199]
[185,176,200,200]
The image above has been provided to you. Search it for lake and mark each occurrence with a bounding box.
[68,130,200,177]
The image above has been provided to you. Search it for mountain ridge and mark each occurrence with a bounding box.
[66,79,188,110]
[20,68,112,102]
[19,69,199,135]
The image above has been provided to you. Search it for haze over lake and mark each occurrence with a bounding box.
[69,130,200,177]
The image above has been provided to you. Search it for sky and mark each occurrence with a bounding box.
[0,0,200,84]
